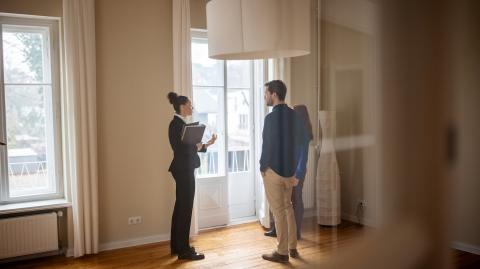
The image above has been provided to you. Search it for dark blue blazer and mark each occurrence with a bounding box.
[260,104,308,178]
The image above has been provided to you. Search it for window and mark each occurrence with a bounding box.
[0,16,63,203]
[191,30,261,177]
[191,35,226,177]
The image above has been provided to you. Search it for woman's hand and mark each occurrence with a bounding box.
[205,133,217,147]
[196,143,203,151]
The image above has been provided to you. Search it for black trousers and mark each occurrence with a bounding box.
[170,169,196,254]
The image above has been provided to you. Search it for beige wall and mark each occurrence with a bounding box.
[319,21,378,225]
[290,0,319,142]
[290,0,379,226]
[0,0,62,17]
[453,73,480,250]
[190,0,206,29]
[291,4,380,225]
[451,6,480,249]
[96,0,174,244]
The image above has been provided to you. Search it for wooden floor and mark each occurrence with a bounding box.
[3,218,479,269]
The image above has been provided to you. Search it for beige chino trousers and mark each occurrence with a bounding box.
[263,168,298,255]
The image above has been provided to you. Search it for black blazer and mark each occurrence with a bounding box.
[168,116,206,172]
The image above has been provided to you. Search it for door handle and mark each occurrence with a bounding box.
[0,142,6,146]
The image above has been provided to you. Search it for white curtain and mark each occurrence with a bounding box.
[173,0,193,99]
[172,0,198,235]
[63,0,99,257]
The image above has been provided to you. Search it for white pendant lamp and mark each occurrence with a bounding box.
[206,0,311,60]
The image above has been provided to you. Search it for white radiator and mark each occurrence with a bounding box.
[0,212,59,259]
[303,144,318,209]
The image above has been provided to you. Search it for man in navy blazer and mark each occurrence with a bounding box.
[259,80,308,263]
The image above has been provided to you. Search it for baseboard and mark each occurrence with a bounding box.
[341,212,376,227]
[65,234,170,256]
[301,209,378,227]
[452,241,480,255]
[99,233,170,252]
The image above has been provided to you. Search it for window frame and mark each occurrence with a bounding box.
[0,14,64,204]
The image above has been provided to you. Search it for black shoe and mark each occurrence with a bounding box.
[289,249,299,258]
[262,251,289,263]
[178,249,205,261]
[171,246,195,256]
[264,229,277,237]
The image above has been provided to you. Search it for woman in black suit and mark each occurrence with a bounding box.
[167,92,216,261]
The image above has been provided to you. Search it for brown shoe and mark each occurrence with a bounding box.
[289,249,299,258]
[262,251,289,263]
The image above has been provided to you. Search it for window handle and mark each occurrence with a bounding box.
[0,142,6,146]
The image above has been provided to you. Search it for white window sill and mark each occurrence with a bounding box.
[0,199,71,215]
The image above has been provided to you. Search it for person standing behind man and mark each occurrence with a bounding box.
[291,105,314,239]
[260,80,308,263]
[264,104,313,240]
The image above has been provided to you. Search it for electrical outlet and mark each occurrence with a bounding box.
[358,199,367,209]
[128,216,143,225]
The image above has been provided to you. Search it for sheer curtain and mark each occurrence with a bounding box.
[63,0,99,257]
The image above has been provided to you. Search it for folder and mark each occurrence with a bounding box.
[181,122,206,144]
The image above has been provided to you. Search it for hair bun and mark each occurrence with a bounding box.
[167,92,178,104]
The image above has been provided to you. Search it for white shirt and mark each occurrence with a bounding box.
[175,113,193,124]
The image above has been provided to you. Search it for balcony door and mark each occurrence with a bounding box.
[191,31,261,228]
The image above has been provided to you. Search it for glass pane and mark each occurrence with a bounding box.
[191,38,224,87]
[5,85,56,197]
[193,87,226,177]
[3,25,51,84]
[227,61,251,88]
[227,89,251,173]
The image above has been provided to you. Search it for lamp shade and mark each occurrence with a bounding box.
[206,0,311,60]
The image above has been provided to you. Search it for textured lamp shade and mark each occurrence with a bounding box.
[206,0,311,60]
